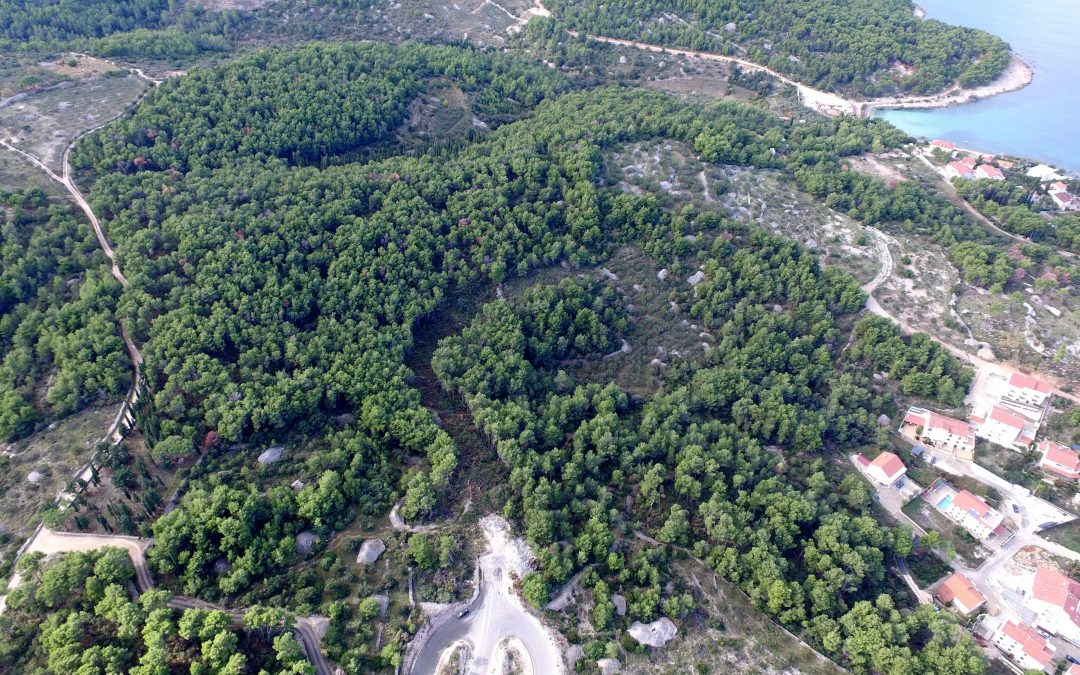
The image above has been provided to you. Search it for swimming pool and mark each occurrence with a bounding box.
[937,494,954,510]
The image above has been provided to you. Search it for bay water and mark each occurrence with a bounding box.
[876,0,1080,173]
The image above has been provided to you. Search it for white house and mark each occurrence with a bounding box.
[993,620,1055,673]
[904,407,976,459]
[943,490,1005,540]
[1029,567,1080,643]
[1051,190,1080,211]
[935,572,986,615]
[971,404,1036,451]
[866,452,906,486]
[1006,373,1052,407]
[1039,440,1080,479]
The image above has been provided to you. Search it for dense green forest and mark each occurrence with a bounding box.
[0,0,172,42]
[544,0,1011,96]
[36,38,1002,672]
[0,189,129,441]
[0,548,313,674]
[431,236,981,672]
[955,178,1080,255]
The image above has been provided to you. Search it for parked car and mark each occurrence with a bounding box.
[930,457,937,465]
[1066,655,1079,665]
[457,608,470,619]
[1012,504,1020,513]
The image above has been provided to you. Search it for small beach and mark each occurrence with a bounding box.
[877,0,1080,173]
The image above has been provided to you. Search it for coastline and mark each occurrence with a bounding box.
[862,53,1033,116]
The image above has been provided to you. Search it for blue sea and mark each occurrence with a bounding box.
[876,0,1080,173]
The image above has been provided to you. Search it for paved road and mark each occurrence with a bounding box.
[410,541,564,675]
[920,451,1079,622]
[542,0,1031,119]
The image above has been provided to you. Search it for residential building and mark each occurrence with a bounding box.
[903,407,976,459]
[854,454,870,469]
[943,490,1005,540]
[1051,190,1080,211]
[971,404,1037,450]
[1006,373,1052,407]
[1049,181,1070,194]
[866,452,906,486]
[935,572,986,615]
[930,139,955,151]
[1039,439,1080,479]
[1027,164,1065,181]
[945,161,976,179]
[975,164,1005,180]
[992,620,1055,673]
[1029,567,1080,643]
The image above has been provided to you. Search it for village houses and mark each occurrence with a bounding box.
[1029,567,1080,644]
[992,620,1056,673]
[942,490,1005,540]
[935,572,986,616]
[971,404,1036,451]
[903,407,976,459]
[866,452,906,487]
[1038,439,1080,479]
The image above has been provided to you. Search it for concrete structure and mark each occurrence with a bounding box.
[1039,440,1080,479]
[866,452,906,487]
[1027,164,1065,181]
[935,572,986,615]
[943,490,1005,540]
[971,404,1037,451]
[992,620,1055,672]
[1006,373,1053,407]
[903,407,976,459]
[1029,568,1080,643]
[975,164,1005,180]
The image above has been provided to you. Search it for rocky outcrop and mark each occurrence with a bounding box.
[628,617,677,648]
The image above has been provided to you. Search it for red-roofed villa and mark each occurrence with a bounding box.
[1039,440,1080,479]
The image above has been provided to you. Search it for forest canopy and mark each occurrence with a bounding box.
[11,37,1007,673]
[544,0,1012,96]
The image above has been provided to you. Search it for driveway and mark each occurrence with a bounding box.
[409,519,564,675]
[850,455,924,534]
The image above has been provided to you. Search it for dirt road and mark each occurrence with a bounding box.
[543,0,1032,118]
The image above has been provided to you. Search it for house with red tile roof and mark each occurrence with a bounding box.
[930,140,955,150]
[942,490,1005,540]
[992,620,1055,672]
[1039,440,1080,479]
[1051,190,1080,211]
[1030,567,1080,643]
[935,572,986,615]
[1007,373,1053,407]
[975,164,1005,181]
[945,161,976,179]
[903,407,976,459]
[972,404,1037,451]
[1068,664,1080,675]
[854,454,870,469]
[1049,181,1070,195]
[866,452,906,486]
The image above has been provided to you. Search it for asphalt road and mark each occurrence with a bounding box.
[410,560,563,675]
